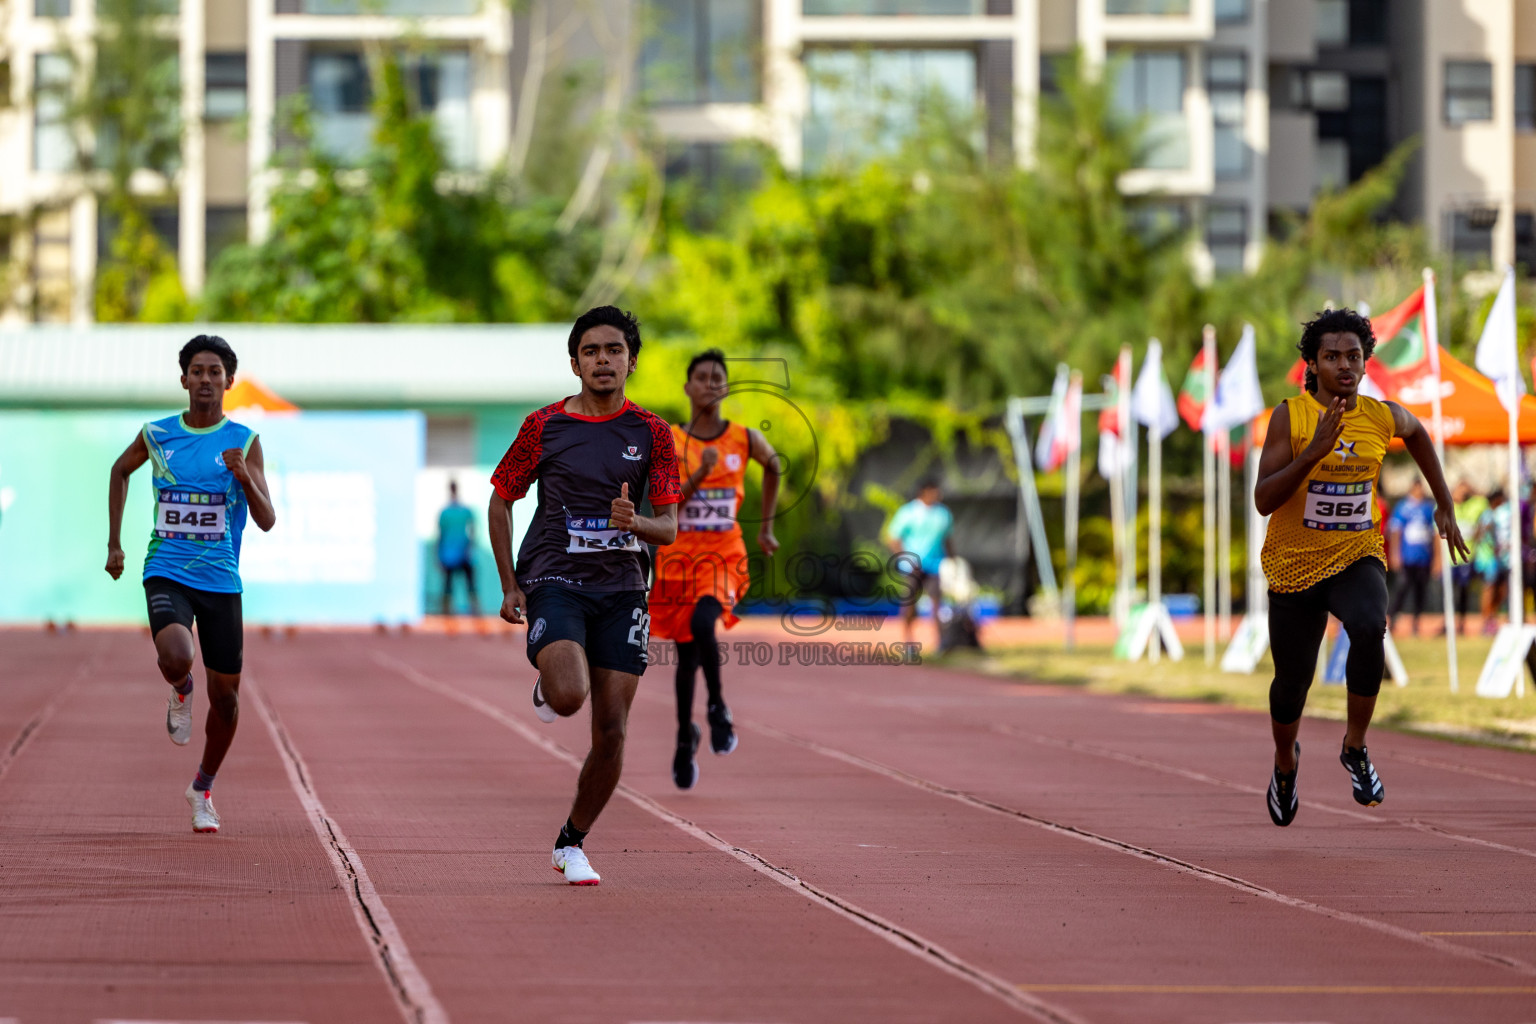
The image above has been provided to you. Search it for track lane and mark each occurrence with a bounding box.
[0,633,410,1024]
[247,633,1039,1024]
[389,634,1536,1024]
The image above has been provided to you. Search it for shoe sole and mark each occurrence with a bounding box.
[532,680,558,723]
[551,864,600,885]
[711,733,738,756]
[192,824,219,833]
[673,760,699,789]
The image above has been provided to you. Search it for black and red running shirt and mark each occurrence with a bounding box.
[491,398,681,593]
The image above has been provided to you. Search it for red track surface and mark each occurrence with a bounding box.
[4,627,1536,1024]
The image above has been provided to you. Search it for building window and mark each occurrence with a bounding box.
[1112,50,1187,170]
[1517,212,1536,273]
[206,206,247,269]
[1315,0,1348,46]
[1106,0,1190,14]
[1214,0,1247,23]
[1451,208,1496,266]
[1039,53,1065,97]
[304,1,477,12]
[205,53,247,120]
[1445,61,1493,125]
[1349,0,1387,45]
[1208,53,1245,179]
[31,206,72,323]
[803,1,979,11]
[308,49,473,167]
[1130,200,1189,245]
[639,1,761,105]
[1315,138,1348,193]
[33,54,74,172]
[1518,64,1536,133]
[1206,205,1247,274]
[803,47,977,169]
[1308,70,1348,111]
[665,142,765,229]
[34,0,69,15]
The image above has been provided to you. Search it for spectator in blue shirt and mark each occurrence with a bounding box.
[1387,478,1437,636]
[437,480,480,616]
[884,480,955,652]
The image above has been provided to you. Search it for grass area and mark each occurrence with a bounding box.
[943,633,1536,753]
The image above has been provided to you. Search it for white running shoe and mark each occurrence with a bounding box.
[166,685,193,746]
[185,782,220,834]
[551,845,600,885]
[532,678,558,724]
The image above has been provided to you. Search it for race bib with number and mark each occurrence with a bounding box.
[565,514,641,554]
[680,487,736,533]
[155,490,228,541]
[1303,481,1373,532]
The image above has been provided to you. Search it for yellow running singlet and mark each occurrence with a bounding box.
[1261,392,1396,593]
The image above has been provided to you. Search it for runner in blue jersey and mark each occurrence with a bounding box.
[489,306,680,885]
[105,336,276,834]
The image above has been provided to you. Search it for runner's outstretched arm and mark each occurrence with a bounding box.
[1388,402,1471,564]
[748,427,780,555]
[105,433,150,579]
[1255,399,1346,515]
[488,492,525,623]
[223,436,276,532]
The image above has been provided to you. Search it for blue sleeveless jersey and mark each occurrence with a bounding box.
[140,414,258,593]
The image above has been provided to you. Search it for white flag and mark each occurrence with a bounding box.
[1475,267,1523,412]
[1131,340,1179,440]
[1205,324,1265,433]
[1035,365,1070,472]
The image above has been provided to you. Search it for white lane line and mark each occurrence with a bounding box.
[0,659,91,784]
[743,674,1536,864]
[746,721,1536,980]
[246,677,449,1024]
[370,652,1087,1024]
[95,1020,309,1023]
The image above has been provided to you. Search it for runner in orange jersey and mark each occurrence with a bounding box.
[652,349,780,789]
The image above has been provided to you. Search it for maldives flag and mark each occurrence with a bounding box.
[1285,287,1429,400]
[1178,348,1212,430]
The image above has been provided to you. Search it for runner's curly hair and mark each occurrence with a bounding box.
[1298,308,1375,393]
[569,306,642,360]
[179,335,237,378]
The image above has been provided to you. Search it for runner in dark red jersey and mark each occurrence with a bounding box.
[488,306,680,886]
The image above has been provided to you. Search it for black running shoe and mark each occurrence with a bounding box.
[1340,743,1385,806]
[707,702,738,755]
[672,723,700,790]
[1267,742,1300,827]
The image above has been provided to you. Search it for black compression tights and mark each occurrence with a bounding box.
[674,597,724,729]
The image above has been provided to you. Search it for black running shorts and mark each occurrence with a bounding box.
[524,585,650,677]
[144,576,244,675]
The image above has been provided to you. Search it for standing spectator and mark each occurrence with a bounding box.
[884,480,954,653]
[437,480,480,616]
[1451,481,1488,635]
[1475,489,1513,635]
[1387,479,1437,635]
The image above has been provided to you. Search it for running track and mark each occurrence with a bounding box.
[4,628,1536,1024]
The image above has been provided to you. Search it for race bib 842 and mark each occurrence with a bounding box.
[1303,481,1373,532]
[155,490,227,541]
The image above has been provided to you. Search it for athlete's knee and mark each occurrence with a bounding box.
[592,715,627,756]
[1268,678,1308,725]
[1340,609,1387,646]
[690,599,722,639]
[157,651,193,681]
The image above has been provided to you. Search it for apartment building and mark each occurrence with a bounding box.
[2,1,1534,322]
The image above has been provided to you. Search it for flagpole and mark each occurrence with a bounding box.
[1423,267,1459,694]
[1217,428,1233,640]
[1107,418,1127,630]
[1118,345,1135,627]
[1499,267,1524,697]
[1202,326,1217,664]
[1065,370,1083,651]
[1149,339,1164,664]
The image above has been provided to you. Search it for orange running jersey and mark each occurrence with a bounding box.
[651,422,753,642]
[1261,392,1395,593]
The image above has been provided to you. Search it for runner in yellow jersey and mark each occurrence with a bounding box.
[1255,308,1469,826]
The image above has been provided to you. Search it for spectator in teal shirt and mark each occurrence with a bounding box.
[884,481,955,651]
[437,480,480,616]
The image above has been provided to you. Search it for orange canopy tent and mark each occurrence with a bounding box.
[224,377,297,414]
[1253,345,1536,447]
